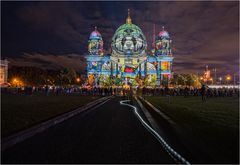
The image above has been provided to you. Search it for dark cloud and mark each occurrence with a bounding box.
[8,53,86,73]
[1,1,239,76]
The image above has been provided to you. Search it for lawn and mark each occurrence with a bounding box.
[146,96,239,163]
[1,93,99,137]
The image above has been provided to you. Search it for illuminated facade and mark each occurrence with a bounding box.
[85,10,173,86]
[0,59,9,86]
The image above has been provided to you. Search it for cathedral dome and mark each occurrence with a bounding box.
[111,9,147,56]
[155,26,172,56]
[158,26,170,39]
[88,26,104,55]
[89,26,102,40]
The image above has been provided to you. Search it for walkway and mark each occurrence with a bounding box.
[2,97,175,164]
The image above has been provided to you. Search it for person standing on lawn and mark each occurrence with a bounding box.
[201,84,207,102]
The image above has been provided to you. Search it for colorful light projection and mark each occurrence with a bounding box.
[155,26,172,56]
[111,10,147,56]
[147,62,156,70]
[99,75,112,86]
[161,61,170,71]
[88,74,95,86]
[88,27,104,56]
[161,74,171,86]
[144,74,157,86]
[85,10,174,87]
[102,61,111,70]
[91,61,98,70]
[124,66,135,73]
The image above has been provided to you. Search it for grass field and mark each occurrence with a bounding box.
[1,93,99,137]
[146,96,239,163]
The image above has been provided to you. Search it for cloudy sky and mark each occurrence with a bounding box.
[1,1,239,76]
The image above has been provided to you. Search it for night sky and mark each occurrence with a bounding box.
[1,1,239,76]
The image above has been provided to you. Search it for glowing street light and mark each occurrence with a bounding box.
[76,78,80,83]
[11,78,23,87]
[226,76,231,81]
[226,75,231,85]
[219,77,222,84]
[209,78,213,84]
[13,78,18,83]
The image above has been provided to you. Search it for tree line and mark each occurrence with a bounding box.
[8,66,85,86]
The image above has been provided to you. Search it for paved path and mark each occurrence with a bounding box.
[2,97,175,164]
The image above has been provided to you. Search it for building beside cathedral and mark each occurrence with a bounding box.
[0,59,9,86]
[85,10,173,87]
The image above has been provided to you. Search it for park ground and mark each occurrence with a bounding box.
[1,93,99,137]
[146,95,239,163]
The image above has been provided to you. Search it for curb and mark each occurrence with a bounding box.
[134,96,161,131]
[138,96,176,125]
[1,96,113,151]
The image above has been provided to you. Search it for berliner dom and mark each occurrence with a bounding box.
[85,9,174,87]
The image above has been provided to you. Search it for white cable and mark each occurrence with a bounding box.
[120,100,190,165]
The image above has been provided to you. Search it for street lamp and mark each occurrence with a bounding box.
[12,78,23,87]
[12,78,19,87]
[219,77,222,85]
[226,75,231,85]
[209,78,213,85]
[212,68,217,84]
[76,78,80,83]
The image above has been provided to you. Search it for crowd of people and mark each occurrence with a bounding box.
[1,86,117,96]
[141,85,239,97]
[1,85,239,100]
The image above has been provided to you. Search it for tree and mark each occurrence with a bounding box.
[58,68,77,85]
[171,73,201,87]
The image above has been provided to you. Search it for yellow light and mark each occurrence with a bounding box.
[11,77,24,87]
[226,75,231,81]
[76,78,80,83]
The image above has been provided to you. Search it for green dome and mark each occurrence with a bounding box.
[111,13,147,56]
[114,23,145,38]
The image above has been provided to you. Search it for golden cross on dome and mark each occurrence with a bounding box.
[126,9,132,24]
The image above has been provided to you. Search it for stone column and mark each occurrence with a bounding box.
[139,62,141,77]
[157,61,160,86]
[116,63,118,77]
[110,61,113,77]
[159,61,162,86]
[144,61,147,76]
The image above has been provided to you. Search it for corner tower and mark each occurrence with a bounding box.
[154,26,174,86]
[88,26,104,56]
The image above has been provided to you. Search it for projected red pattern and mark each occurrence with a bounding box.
[125,67,134,73]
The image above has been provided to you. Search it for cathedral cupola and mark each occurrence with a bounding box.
[88,26,104,55]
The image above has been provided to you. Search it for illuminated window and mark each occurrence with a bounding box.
[161,61,170,71]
